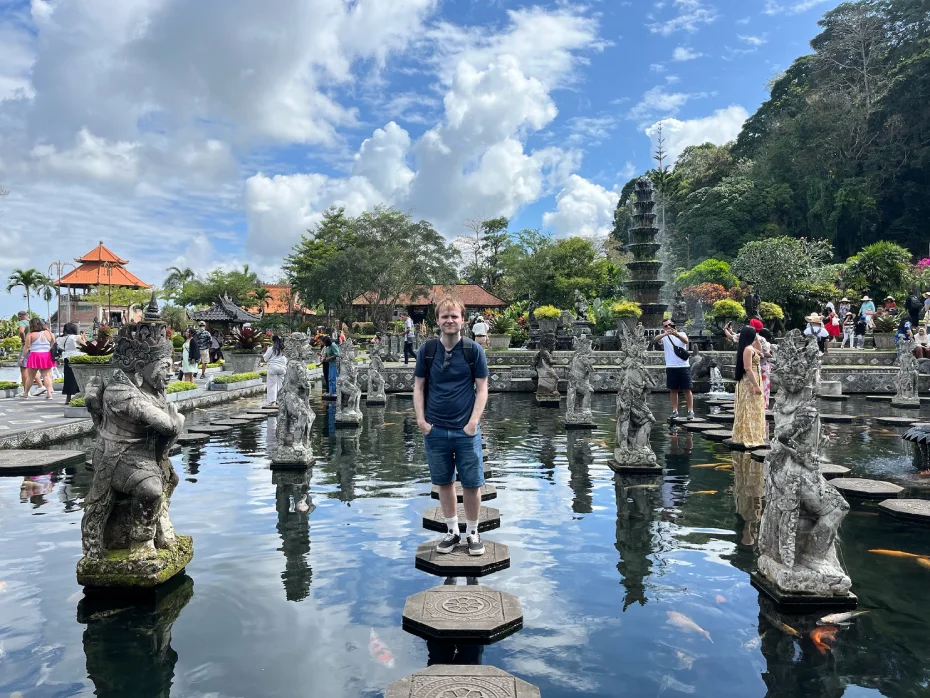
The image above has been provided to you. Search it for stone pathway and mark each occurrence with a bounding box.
[877,499,930,524]
[0,449,85,474]
[386,666,541,698]
[831,477,904,499]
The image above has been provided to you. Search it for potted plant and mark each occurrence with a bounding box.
[534,305,562,334]
[872,314,898,350]
[63,396,89,418]
[166,380,203,403]
[710,299,746,332]
[69,325,117,396]
[488,315,515,349]
[225,325,263,374]
[611,301,643,334]
[209,371,263,391]
[0,380,19,398]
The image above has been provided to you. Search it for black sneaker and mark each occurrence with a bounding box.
[436,532,461,554]
[467,533,485,556]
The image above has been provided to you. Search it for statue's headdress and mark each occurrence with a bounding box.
[112,292,173,375]
[771,329,819,390]
[283,332,309,360]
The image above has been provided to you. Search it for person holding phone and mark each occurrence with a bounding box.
[655,319,693,420]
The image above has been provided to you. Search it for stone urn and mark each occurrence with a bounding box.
[69,361,121,397]
[616,316,639,335]
[489,334,512,350]
[872,332,895,350]
[537,319,558,334]
[225,351,262,374]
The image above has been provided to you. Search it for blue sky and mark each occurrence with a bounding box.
[0,0,839,317]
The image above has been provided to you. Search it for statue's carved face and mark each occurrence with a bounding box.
[142,355,173,392]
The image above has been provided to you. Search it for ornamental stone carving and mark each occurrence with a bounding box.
[272,332,316,466]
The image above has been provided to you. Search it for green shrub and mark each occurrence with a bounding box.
[352,321,377,334]
[166,381,199,394]
[533,305,562,321]
[69,397,86,407]
[675,259,740,290]
[171,334,185,349]
[212,371,260,384]
[0,380,19,390]
[53,377,64,384]
[873,314,898,333]
[259,369,268,377]
[489,315,515,334]
[0,336,22,351]
[509,326,528,347]
[206,361,224,368]
[711,299,746,321]
[610,301,643,318]
[69,354,113,365]
[306,363,318,370]
[759,302,784,321]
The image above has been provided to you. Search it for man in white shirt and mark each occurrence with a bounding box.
[402,311,415,365]
[471,315,489,348]
[654,319,694,420]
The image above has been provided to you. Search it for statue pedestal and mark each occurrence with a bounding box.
[270,447,316,469]
[607,458,661,475]
[562,419,596,430]
[750,572,857,613]
[335,415,362,428]
[77,535,193,591]
[366,398,386,406]
[572,320,594,336]
[534,395,560,407]
[891,397,921,409]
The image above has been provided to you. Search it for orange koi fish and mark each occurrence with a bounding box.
[692,490,717,495]
[916,557,930,570]
[810,626,839,655]
[369,628,395,668]
[868,549,922,559]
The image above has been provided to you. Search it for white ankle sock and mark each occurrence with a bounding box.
[445,516,459,535]
[466,519,478,537]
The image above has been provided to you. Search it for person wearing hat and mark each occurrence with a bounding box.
[860,295,876,329]
[804,312,830,354]
[838,297,851,319]
[840,311,856,349]
[884,295,898,315]
[471,315,489,348]
[853,312,868,349]
[196,321,212,378]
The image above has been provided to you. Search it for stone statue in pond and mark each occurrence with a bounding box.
[366,342,387,405]
[573,290,589,320]
[613,324,658,468]
[272,332,316,466]
[78,294,192,588]
[533,332,560,402]
[892,339,920,407]
[565,333,595,425]
[757,330,852,598]
[336,338,363,423]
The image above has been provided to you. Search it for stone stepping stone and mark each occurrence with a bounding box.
[703,429,733,441]
[431,483,497,502]
[211,419,254,427]
[707,398,734,406]
[820,463,851,479]
[820,394,849,401]
[707,413,735,423]
[563,420,597,430]
[723,439,769,451]
[392,392,414,399]
[176,433,210,445]
[866,395,893,402]
[684,422,719,432]
[877,499,930,524]
[402,584,523,644]
[186,424,233,435]
[423,505,500,533]
[821,414,855,423]
[876,416,920,427]
[415,539,510,577]
[245,410,273,417]
[831,478,904,500]
[232,413,267,421]
[386,666,540,698]
[672,416,706,425]
[750,448,772,462]
[0,449,85,474]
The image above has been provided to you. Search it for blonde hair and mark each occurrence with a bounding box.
[435,296,465,316]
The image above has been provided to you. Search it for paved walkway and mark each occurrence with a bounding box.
[0,395,82,436]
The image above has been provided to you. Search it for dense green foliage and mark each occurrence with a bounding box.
[0,380,19,390]
[674,259,739,290]
[174,265,263,307]
[6,268,50,314]
[213,372,261,384]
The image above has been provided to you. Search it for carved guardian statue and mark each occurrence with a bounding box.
[892,339,920,407]
[533,332,560,403]
[335,338,363,424]
[565,333,595,426]
[366,342,387,405]
[272,333,316,466]
[611,323,658,469]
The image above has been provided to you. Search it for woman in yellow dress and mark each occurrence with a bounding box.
[732,326,766,448]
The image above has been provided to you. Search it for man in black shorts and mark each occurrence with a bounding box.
[655,319,694,420]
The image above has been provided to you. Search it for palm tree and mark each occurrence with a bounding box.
[6,268,48,314]
[252,287,272,310]
[39,281,55,326]
[163,266,196,299]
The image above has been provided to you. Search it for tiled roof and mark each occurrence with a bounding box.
[189,296,262,323]
[352,284,507,308]
[245,285,315,316]
[57,262,151,288]
[75,242,129,264]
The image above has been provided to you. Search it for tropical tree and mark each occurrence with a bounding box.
[251,287,272,310]
[38,279,55,325]
[159,304,189,331]
[163,266,196,301]
[6,268,49,314]
[175,265,262,307]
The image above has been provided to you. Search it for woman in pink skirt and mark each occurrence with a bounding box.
[22,318,56,399]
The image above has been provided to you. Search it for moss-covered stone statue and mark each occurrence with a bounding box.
[77,293,193,589]
[272,332,316,467]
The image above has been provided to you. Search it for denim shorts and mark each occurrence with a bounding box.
[424,425,484,489]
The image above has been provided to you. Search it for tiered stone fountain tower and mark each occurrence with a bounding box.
[625,176,667,330]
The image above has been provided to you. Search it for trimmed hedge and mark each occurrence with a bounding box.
[53,377,64,384]
[70,397,86,407]
[206,361,224,368]
[166,381,199,394]
[212,371,260,385]
[69,354,113,365]
[0,380,19,390]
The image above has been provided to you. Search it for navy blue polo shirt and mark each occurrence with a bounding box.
[414,339,489,429]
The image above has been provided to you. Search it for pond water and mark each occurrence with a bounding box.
[1,393,929,697]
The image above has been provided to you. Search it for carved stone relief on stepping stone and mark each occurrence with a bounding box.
[0,449,85,474]
[431,483,497,502]
[402,584,523,643]
[186,424,233,434]
[415,540,510,577]
[830,477,904,499]
[386,665,541,698]
[877,498,930,524]
[422,505,501,533]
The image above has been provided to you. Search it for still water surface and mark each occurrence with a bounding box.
[0,393,928,697]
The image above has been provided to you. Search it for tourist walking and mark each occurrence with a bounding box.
[655,319,694,420]
[840,312,855,349]
[804,313,830,354]
[860,296,876,328]
[732,326,766,448]
[471,315,489,348]
[210,330,224,364]
[196,321,212,378]
[402,311,415,365]
[15,310,29,391]
[414,296,489,557]
[181,328,199,382]
[838,297,851,320]
[854,313,867,350]
[21,318,56,399]
[56,323,84,404]
[825,309,842,344]
[262,335,287,406]
[322,336,340,397]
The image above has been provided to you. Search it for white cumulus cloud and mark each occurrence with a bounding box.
[645,105,749,163]
[543,174,619,237]
[672,46,702,61]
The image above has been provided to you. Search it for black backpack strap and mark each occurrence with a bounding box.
[461,336,477,381]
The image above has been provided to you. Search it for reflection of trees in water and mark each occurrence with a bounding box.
[79,574,194,698]
[614,472,661,610]
[274,469,314,602]
[565,431,593,514]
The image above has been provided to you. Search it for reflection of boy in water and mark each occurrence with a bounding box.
[20,473,54,502]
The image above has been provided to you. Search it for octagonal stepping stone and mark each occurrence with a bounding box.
[402,584,523,643]
[704,429,733,441]
[186,424,233,434]
[820,394,849,401]
[750,448,772,462]
[707,413,735,423]
[386,665,540,698]
[876,416,920,427]
[431,483,497,502]
[415,539,510,577]
[423,505,501,533]
[393,392,415,399]
[821,414,855,423]
[672,416,706,425]
[723,439,769,451]
[245,410,273,417]
[865,395,893,402]
[176,433,210,445]
[820,463,851,479]
[877,499,930,524]
[684,422,719,432]
[0,450,85,475]
[211,418,254,427]
[707,398,734,406]
[232,412,267,421]
[831,478,904,500]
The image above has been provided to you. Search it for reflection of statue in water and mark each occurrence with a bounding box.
[733,452,764,546]
[614,472,660,610]
[272,333,316,466]
[78,294,192,587]
[274,470,314,602]
[336,338,363,424]
[565,333,595,425]
[566,431,593,514]
[573,290,589,319]
[757,331,852,597]
[79,574,193,698]
[366,342,387,405]
[892,339,920,407]
[533,332,560,403]
[612,324,658,469]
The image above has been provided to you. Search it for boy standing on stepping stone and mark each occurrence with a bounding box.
[414,296,489,557]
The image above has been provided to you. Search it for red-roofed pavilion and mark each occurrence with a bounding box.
[56,242,151,290]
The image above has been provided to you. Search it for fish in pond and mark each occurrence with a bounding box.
[868,549,922,559]
[382,422,396,426]
[763,614,800,637]
[810,626,839,655]
[369,628,395,668]
[743,634,764,650]
[714,465,733,471]
[692,490,717,495]
[917,557,930,570]
[715,594,726,604]
[666,611,712,642]
[691,464,719,468]
[817,610,869,626]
